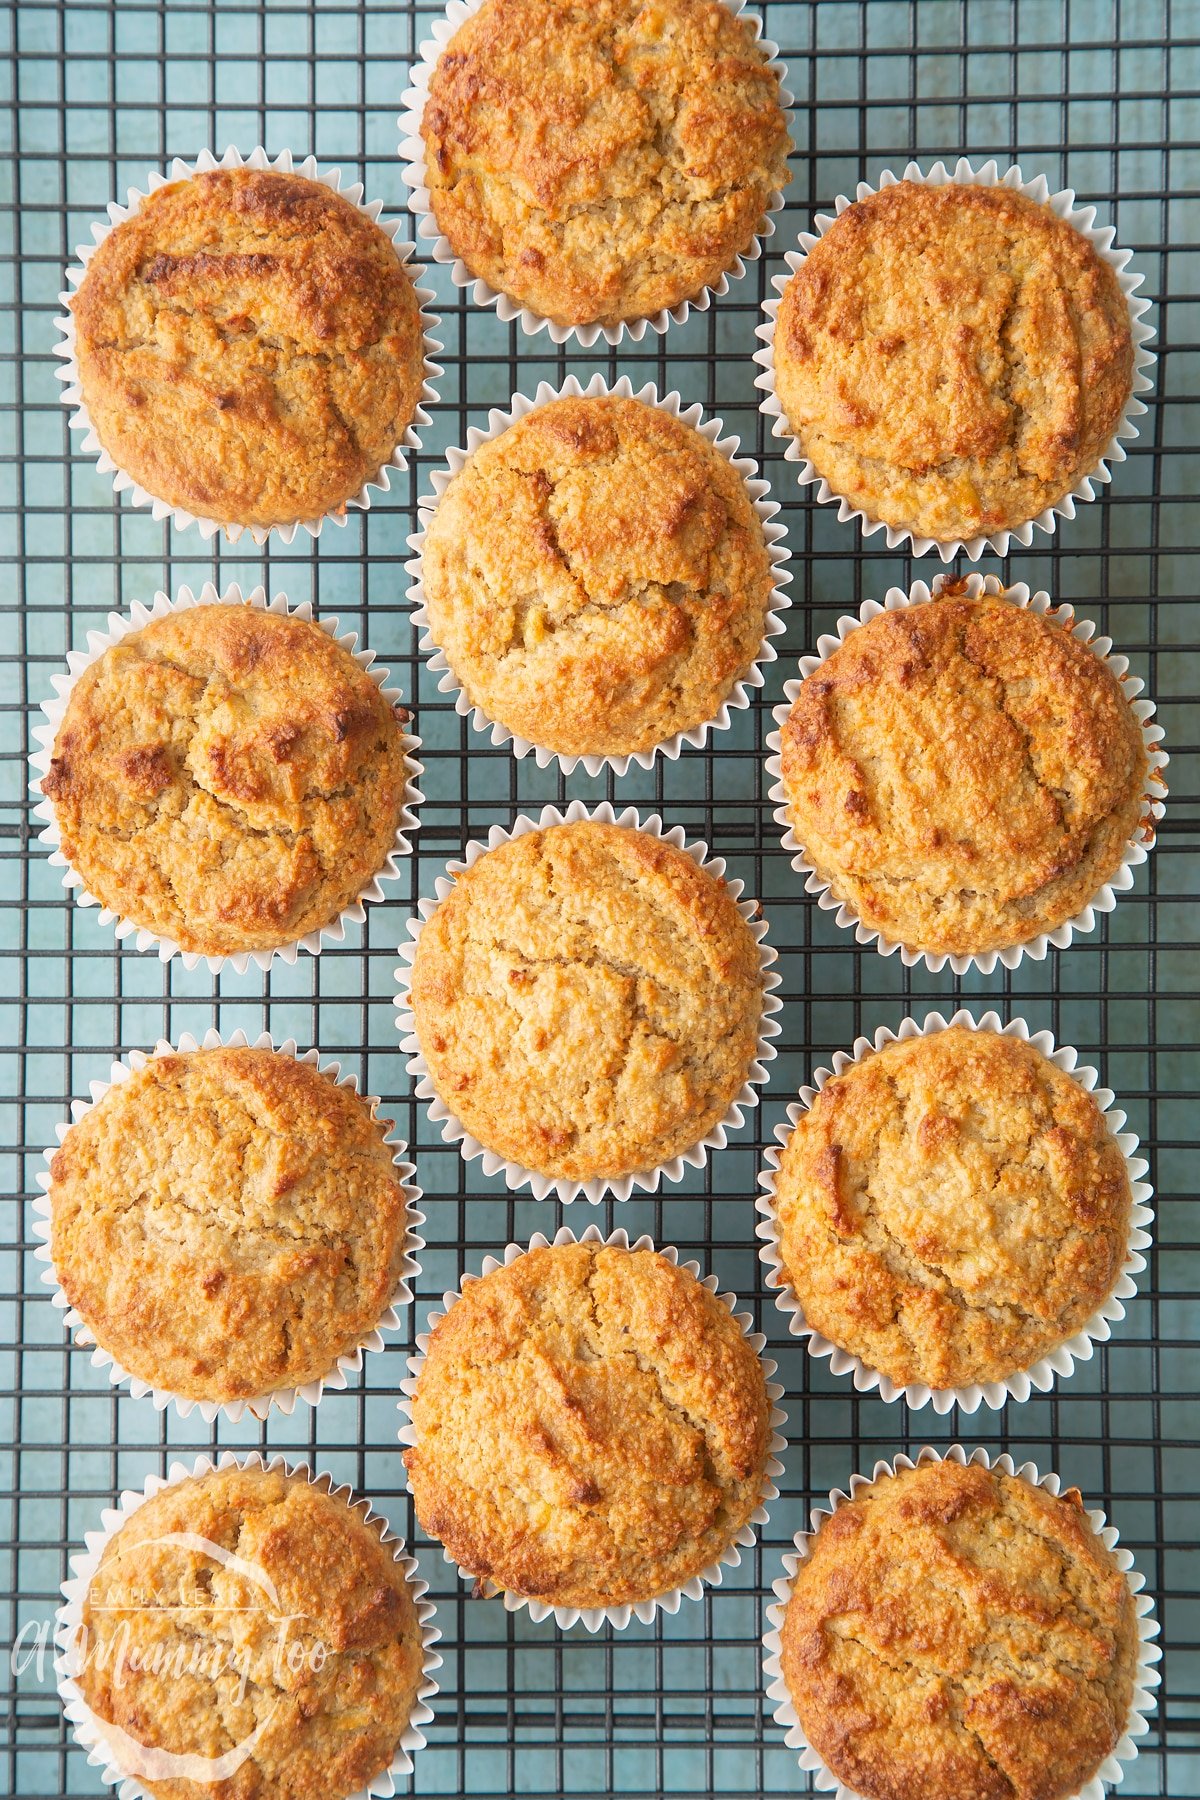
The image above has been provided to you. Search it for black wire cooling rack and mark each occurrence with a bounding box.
[1,1,1197,1796]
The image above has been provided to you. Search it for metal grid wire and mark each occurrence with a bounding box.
[1,0,1196,1794]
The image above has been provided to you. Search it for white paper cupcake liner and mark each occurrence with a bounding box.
[756,1007,1155,1415]
[31,1028,426,1425]
[29,580,425,975]
[398,0,793,348]
[763,1443,1161,1800]
[394,800,781,1202]
[754,157,1156,561]
[56,1451,442,1800]
[406,372,792,777]
[765,571,1168,975]
[399,1222,788,1632]
[54,145,443,545]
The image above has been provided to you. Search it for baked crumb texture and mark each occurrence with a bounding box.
[70,167,427,528]
[404,1242,771,1609]
[409,820,764,1181]
[778,590,1150,958]
[49,1046,412,1405]
[773,181,1134,543]
[41,603,412,959]
[780,1459,1140,1800]
[419,0,791,328]
[770,1026,1133,1392]
[419,394,777,759]
[74,1464,426,1800]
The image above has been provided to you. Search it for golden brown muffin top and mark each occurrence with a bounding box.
[49,1046,411,1404]
[778,589,1150,958]
[780,1459,1139,1800]
[774,181,1134,543]
[420,0,790,327]
[420,395,776,758]
[71,167,426,528]
[74,1464,426,1800]
[770,1027,1133,1391]
[409,820,764,1180]
[404,1242,770,1608]
[41,604,412,958]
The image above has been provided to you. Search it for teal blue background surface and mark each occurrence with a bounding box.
[1,0,1197,1793]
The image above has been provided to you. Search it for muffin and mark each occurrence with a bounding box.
[408,819,764,1180]
[47,1045,412,1405]
[778,1457,1140,1800]
[70,166,427,529]
[773,180,1135,543]
[40,602,412,958]
[768,1026,1134,1393]
[70,1463,428,1799]
[403,1240,771,1609]
[419,394,777,760]
[419,0,791,329]
[777,586,1151,959]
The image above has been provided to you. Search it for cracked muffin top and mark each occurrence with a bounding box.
[419,395,777,759]
[768,1027,1133,1392]
[404,1241,771,1608]
[419,0,791,328]
[70,167,427,528]
[780,1458,1140,1800]
[778,588,1151,958]
[41,604,412,959]
[73,1463,426,1800]
[49,1045,412,1404]
[773,181,1134,544]
[408,819,764,1181]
